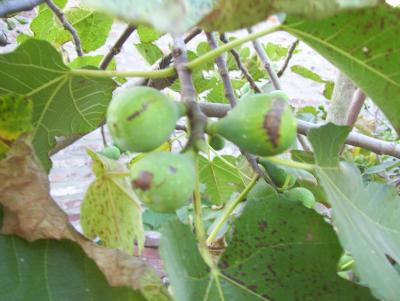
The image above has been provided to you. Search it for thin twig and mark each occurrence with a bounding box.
[146,28,202,89]
[100,124,107,147]
[172,34,207,151]
[100,25,136,70]
[45,0,83,56]
[205,32,236,107]
[277,39,299,77]
[346,88,366,128]
[220,34,261,93]
[247,27,281,90]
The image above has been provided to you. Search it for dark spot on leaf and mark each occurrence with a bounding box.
[127,103,149,121]
[307,232,314,241]
[263,99,286,148]
[131,171,153,191]
[258,220,268,232]
[169,166,177,173]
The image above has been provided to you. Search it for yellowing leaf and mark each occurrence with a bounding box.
[81,150,144,254]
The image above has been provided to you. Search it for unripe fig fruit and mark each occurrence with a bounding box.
[107,87,184,152]
[209,92,297,156]
[208,134,225,151]
[258,158,296,189]
[284,187,316,209]
[130,151,195,213]
[98,145,121,160]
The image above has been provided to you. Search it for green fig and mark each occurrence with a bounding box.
[130,152,195,213]
[284,187,316,209]
[98,145,121,160]
[209,92,297,156]
[258,158,296,189]
[107,87,184,153]
[208,134,225,151]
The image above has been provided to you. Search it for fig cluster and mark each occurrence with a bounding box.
[106,87,298,213]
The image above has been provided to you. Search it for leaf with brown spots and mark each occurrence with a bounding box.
[160,181,377,301]
[0,137,170,301]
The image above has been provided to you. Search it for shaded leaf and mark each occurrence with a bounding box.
[81,0,215,33]
[0,137,171,301]
[81,150,144,254]
[282,6,400,133]
[137,24,162,43]
[309,123,400,300]
[0,39,115,170]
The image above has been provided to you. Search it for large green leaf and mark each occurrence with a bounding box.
[0,39,115,170]
[308,123,400,301]
[0,206,147,301]
[81,150,144,254]
[199,155,246,205]
[81,0,215,33]
[28,3,112,52]
[160,183,376,301]
[282,6,400,133]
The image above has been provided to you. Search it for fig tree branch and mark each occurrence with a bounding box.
[219,33,261,93]
[100,25,136,70]
[45,0,83,56]
[277,39,299,77]
[346,88,366,128]
[172,34,207,151]
[0,0,44,17]
[248,27,281,90]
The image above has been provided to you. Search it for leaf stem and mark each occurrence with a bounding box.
[69,25,280,79]
[206,175,258,245]
[265,156,315,172]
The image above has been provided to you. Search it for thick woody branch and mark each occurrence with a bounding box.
[45,0,83,56]
[172,35,207,151]
[248,27,281,90]
[0,0,44,17]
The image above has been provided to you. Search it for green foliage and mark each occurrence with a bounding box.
[137,25,162,43]
[282,6,400,134]
[0,207,146,301]
[308,124,400,301]
[199,155,247,206]
[0,40,115,170]
[291,65,334,99]
[81,0,214,33]
[81,150,144,254]
[160,182,376,300]
[135,43,163,65]
[68,55,116,70]
[259,158,297,189]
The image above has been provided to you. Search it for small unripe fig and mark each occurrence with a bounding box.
[258,158,296,189]
[284,187,316,209]
[98,145,121,160]
[209,92,297,156]
[107,87,183,152]
[130,152,195,213]
[208,134,225,151]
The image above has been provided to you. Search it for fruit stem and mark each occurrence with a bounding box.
[206,174,258,245]
[265,156,315,172]
[69,25,280,79]
[193,155,220,270]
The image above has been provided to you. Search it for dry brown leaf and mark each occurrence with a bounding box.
[0,136,170,301]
